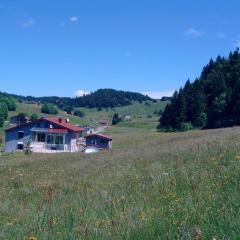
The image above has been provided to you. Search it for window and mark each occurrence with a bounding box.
[55,135,63,145]
[18,131,24,139]
[47,135,54,144]
[37,123,41,127]
[37,133,46,142]
[45,123,48,128]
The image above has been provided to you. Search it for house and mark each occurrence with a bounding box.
[10,114,30,126]
[85,133,112,149]
[76,124,94,135]
[5,117,85,153]
[99,120,108,127]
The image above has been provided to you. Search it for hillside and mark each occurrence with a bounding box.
[1,125,240,238]
[0,100,166,149]
[160,49,240,131]
[4,88,152,111]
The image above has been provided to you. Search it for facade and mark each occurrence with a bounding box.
[10,114,29,126]
[85,134,112,149]
[99,120,108,127]
[5,117,84,153]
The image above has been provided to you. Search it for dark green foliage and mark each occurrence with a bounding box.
[0,102,8,124]
[0,115,4,127]
[73,110,85,118]
[3,89,151,111]
[0,96,16,111]
[159,49,240,130]
[73,89,151,108]
[41,103,58,115]
[161,96,173,101]
[112,113,122,125]
[180,122,193,131]
[30,113,38,121]
[63,105,73,114]
[16,113,28,124]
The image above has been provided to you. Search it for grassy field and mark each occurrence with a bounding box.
[1,126,240,239]
[0,100,166,148]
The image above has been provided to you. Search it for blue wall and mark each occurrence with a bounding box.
[4,119,82,152]
[86,136,111,149]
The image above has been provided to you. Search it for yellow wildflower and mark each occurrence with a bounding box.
[29,237,37,240]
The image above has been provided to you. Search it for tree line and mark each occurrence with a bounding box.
[6,89,152,112]
[159,49,240,131]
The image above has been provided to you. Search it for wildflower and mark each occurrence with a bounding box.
[193,227,202,240]
[29,237,37,240]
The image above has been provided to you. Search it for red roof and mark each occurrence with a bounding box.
[5,117,84,133]
[85,133,112,140]
[48,128,68,134]
[43,117,84,132]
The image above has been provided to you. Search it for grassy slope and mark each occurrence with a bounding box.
[1,126,240,239]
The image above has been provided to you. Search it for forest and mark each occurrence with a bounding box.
[159,49,240,130]
[4,89,152,111]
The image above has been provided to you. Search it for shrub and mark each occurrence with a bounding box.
[73,110,85,118]
[0,102,8,121]
[30,113,38,121]
[41,104,58,115]
[0,97,16,111]
[180,122,193,131]
[112,113,121,125]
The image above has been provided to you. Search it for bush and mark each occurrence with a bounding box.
[196,112,207,129]
[0,115,5,127]
[41,104,58,115]
[0,102,8,121]
[63,105,73,114]
[30,113,38,121]
[73,110,85,118]
[180,122,193,132]
[112,113,121,125]
[0,97,16,111]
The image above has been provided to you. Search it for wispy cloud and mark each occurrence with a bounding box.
[70,16,79,23]
[74,90,90,97]
[184,28,205,38]
[142,90,174,99]
[22,19,36,28]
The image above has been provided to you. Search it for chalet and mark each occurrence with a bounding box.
[85,134,112,149]
[10,114,30,126]
[99,120,108,127]
[5,117,85,153]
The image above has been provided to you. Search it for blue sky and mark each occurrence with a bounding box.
[1,0,240,98]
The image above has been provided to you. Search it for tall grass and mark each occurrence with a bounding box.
[1,127,240,239]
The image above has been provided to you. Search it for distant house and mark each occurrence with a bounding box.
[85,134,112,149]
[77,124,94,135]
[5,117,84,153]
[124,115,131,120]
[10,114,30,126]
[99,120,108,127]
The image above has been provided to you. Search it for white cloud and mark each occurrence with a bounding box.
[70,16,79,23]
[23,19,36,28]
[184,28,205,37]
[218,33,225,39]
[74,90,90,97]
[142,90,175,99]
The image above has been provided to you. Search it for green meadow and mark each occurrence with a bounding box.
[1,124,240,239]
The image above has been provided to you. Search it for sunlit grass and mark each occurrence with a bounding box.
[1,127,240,239]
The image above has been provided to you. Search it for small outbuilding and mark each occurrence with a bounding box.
[85,134,112,150]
